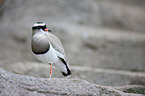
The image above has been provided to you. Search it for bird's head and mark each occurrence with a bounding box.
[32,22,51,34]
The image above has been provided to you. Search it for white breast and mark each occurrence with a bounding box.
[34,43,58,64]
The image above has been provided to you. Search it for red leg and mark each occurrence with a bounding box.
[49,64,52,78]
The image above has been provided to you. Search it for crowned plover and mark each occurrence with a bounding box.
[31,22,71,78]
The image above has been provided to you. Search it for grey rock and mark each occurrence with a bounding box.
[115,85,145,95]
[0,68,144,96]
[1,0,145,32]
[1,62,145,86]
[0,0,145,72]
[0,0,145,93]
[60,26,145,71]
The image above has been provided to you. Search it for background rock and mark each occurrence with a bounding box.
[0,0,145,91]
[0,68,144,96]
[2,62,145,86]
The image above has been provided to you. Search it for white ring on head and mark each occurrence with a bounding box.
[33,23,46,27]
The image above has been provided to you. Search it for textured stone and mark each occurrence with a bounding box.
[0,68,144,96]
[0,1,145,95]
[0,0,145,71]
[2,62,145,86]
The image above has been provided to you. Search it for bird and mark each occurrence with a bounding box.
[31,22,71,78]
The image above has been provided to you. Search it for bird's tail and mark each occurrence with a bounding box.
[57,57,71,77]
[61,65,71,77]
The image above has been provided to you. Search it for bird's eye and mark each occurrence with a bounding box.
[42,26,46,30]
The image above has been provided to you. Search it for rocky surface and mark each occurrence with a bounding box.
[0,68,144,96]
[0,0,145,95]
[59,26,145,72]
[2,61,145,86]
[0,0,145,72]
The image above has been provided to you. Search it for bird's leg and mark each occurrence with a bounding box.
[49,64,52,78]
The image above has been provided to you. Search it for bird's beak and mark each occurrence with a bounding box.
[44,28,49,31]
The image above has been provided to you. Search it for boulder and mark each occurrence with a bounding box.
[0,0,145,72]
[1,62,145,86]
[0,68,144,96]
[0,0,145,93]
